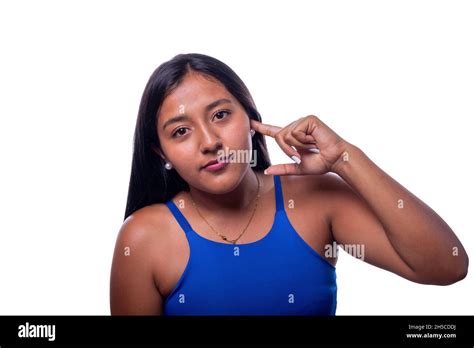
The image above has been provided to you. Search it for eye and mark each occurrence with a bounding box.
[213,110,231,121]
[172,127,189,138]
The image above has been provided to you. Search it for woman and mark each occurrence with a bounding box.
[110,53,468,315]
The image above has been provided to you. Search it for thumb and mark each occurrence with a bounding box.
[264,163,301,176]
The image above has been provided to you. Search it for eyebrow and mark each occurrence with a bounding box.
[162,98,232,130]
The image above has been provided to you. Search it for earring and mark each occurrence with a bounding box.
[250,129,255,137]
[164,161,173,170]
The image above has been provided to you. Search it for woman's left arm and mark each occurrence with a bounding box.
[329,142,468,284]
[251,115,469,285]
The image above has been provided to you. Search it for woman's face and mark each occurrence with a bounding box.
[156,72,254,194]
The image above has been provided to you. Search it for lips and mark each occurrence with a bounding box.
[202,159,219,169]
[202,154,232,169]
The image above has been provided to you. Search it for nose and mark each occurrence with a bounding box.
[199,125,222,154]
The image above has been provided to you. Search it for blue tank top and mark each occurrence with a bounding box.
[163,174,337,315]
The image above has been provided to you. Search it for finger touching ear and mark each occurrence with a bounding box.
[250,119,282,138]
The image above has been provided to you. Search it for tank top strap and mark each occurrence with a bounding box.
[165,200,193,234]
[273,174,285,212]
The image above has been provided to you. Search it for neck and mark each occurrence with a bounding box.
[188,168,261,214]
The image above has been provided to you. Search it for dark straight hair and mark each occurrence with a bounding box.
[124,53,272,221]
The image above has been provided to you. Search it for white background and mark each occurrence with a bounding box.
[0,0,472,315]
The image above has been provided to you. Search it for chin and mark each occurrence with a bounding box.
[198,167,244,192]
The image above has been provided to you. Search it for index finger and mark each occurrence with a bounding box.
[250,119,282,138]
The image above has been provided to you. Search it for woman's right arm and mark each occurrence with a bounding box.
[110,216,163,315]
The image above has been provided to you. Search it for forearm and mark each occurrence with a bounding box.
[331,143,468,282]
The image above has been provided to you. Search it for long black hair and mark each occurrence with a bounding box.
[124,53,272,220]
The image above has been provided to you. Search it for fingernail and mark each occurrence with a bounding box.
[291,155,301,164]
[264,169,269,175]
[308,148,320,154]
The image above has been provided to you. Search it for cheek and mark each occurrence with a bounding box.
[160,137,195,166]
[226,119,251,147]
[172,143,196,167]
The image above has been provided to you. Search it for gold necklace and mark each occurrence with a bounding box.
[189,171,261,245]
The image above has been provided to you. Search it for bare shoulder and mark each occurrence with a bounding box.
[114,203,178,273]
[120,204,174,241]
[113,204,171,259]
[110,203,172,315]
[281,172,352,200]
[280,172,358,230]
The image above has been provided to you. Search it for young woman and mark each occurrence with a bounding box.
[110,53,468,316]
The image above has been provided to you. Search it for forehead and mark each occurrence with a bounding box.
[158,73,233,120]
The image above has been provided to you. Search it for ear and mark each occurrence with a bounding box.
[151,144,165,160]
